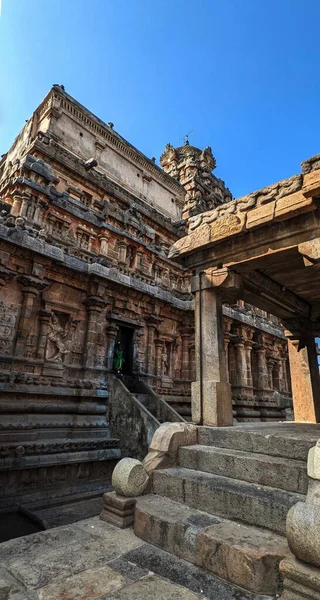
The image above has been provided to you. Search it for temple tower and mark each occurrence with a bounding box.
[160,141,232,220]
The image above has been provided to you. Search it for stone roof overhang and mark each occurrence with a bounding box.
[169,157,320,334]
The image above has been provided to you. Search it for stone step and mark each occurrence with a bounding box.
[152,467,303,535]
[179,445,308,494]
[135,494,290,596]
[198,424,320,461]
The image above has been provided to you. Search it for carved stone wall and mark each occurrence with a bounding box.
[0,86,292,506]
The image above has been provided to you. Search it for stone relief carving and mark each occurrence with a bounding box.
[46,312,74,362]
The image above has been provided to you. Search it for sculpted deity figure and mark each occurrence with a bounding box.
[46,313,73,362]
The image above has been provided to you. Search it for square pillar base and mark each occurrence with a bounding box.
[191,380,233,427]
[100,491,136,529]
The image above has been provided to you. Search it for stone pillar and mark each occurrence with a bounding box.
[106,322,119,370]
[191,268,240,427]
[83,297,109,369]
[15,276,48,357]
[180,328,192,380]
[36,310,52,360]
[286,325,320,423]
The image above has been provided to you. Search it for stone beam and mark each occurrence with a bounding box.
[181,211,320,272]
[242,271,310,320]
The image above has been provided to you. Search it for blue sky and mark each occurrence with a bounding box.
[0,0,320,199]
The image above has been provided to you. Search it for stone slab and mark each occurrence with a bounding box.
[0,517,143,589]
[109,575,204,600]
[197,423,320,461]
[125,543,276,600]
[152,467,303,534]
[37,565,128,599]
[135,494,289,595]
[179,444,308,493]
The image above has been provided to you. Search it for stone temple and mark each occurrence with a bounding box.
[0,85,292,510]
[1,86,320,600]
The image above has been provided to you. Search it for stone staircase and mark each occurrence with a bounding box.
[134,425,315,598]
[123,376,186,424]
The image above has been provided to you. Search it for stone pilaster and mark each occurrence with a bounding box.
[15,276,48,357]
[83,297,109,369]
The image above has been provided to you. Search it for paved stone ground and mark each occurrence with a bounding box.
[0,516,275,600]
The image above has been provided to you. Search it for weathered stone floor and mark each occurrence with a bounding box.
[0,515,275,600]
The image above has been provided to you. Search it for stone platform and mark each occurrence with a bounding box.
[0,515,276,600]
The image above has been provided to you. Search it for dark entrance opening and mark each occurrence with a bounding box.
[114,326,134,375]
[0,509,45,542]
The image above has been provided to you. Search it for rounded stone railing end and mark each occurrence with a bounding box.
[112,457,150,497]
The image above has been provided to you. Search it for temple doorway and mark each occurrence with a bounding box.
[114,326,134,375]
